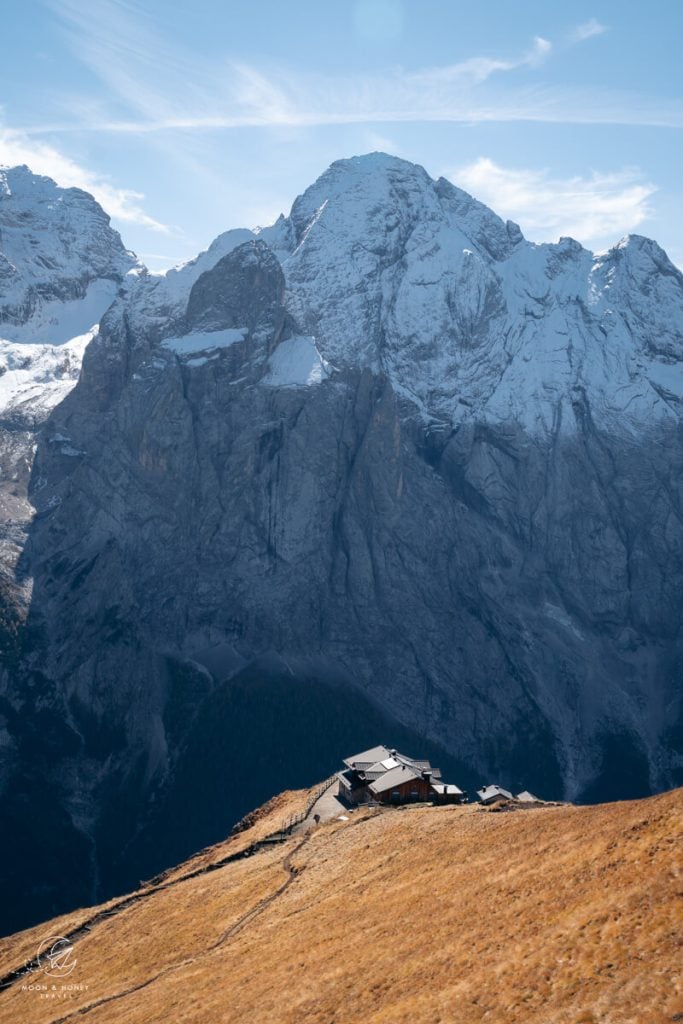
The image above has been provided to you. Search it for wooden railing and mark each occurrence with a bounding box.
[278,774,337,835]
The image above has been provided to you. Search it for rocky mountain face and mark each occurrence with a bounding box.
[0,166,135,640]
[0,154,682,934]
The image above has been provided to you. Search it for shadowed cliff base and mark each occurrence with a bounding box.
[0,658,501,937]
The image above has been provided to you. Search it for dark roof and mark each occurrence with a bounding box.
[342,745,391,770]
[396,755,431,770]
[477,785,513,802]
[393,753,441,777]
[430,782,464,795]
[337,769,366,791]
[368,763,423,795]
[362,756,401,780]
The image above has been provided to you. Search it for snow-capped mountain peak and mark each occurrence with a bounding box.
[240,153,683,437]
[0,165,135,320]
[0,165,137,422]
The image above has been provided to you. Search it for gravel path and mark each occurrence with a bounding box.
[301,783,350,827]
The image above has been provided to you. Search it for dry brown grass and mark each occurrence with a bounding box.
[158,786,313,882]
[0,788,680,1024]
[0,786,309,977]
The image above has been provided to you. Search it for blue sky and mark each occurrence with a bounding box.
[2,0,681,269]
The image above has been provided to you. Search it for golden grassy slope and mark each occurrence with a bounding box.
[0,788,680,1024]
[0,787,308,982]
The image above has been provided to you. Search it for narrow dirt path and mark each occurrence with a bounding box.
[47,835,311,1024]
[47,810,377,1024]
[0,837,267,994]
[0,779,337,1006]
[209,838,307,949]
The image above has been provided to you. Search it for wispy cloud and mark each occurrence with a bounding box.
[43,0,675,134]
[569,19,608,44]
[30,0,681,139]
[29,76,683,137]
[0,126,169,231]
[409,35,552,86]
[25,73,683,135]
[48,0,552,103]
[451,158,656,245]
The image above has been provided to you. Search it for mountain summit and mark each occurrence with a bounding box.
[0,164,134,324]
[0,154,681,933]
[269,154,683,434]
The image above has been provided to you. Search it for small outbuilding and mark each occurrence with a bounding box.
[430,782,466,805]
[477,784,514,805]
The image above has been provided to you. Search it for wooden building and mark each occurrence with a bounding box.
[368,763,433,804]
[337,745,467,806]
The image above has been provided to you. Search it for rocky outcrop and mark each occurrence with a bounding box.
[0,154,681,934]
[0,167,136,637]
[0,165,133,326]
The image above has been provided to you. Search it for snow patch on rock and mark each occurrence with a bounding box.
[161,328,248,358]
[0,278,119,347]
[262,335,330,387]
